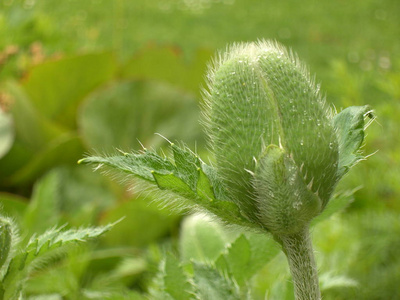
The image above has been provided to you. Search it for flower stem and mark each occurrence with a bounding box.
[278,228,321,300]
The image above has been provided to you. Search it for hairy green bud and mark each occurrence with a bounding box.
[204,40,342,233]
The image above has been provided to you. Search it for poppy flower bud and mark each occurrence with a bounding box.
[203,40,339,233]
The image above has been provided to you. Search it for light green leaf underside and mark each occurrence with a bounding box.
[80,144,254,228]
[333,105,373,180]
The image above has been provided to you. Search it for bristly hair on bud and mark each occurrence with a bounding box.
[201,39,339,229]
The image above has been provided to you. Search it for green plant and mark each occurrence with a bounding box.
[0,214,114,299]
[80,40,373,299]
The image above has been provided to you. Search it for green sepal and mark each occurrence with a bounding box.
[333,105,373,180]
[254,145,322,235]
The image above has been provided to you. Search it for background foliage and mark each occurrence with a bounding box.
[0,0,399,299]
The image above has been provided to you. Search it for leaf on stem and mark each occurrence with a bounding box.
[333,105,374,180]
[1,223,114,299]
[80,144,253,228]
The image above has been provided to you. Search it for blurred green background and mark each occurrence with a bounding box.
[0,0,399,299]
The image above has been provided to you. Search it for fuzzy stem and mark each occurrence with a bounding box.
[278,228,321,300]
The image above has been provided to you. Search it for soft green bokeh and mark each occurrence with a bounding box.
[0,0,399,298]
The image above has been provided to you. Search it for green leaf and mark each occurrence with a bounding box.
[121,46,211,94]
[2,133,84,187]
[80,149,176,182]
[171,143,200,191]
[310,190,356,226]
[25,294,64,300]
[196,167,215,201]
[152,171,195,198]
[215,235,250,285]
[0,109,14,159]
[0,193,28,221]
[180,215,235,263]
[51,165,116,227]
[244,232,280,275]
[100,197,179,248]
[22,52,116,128]
[78,80,201,153]
[22,170,61,237]
[333,105,374,179]
[0,81,64,185]
[2,80,61,153]
[163,253,193,300]
[192,263,242,300]
[80,145,252,227]
[1,223,114,299]
[215,233,280,286]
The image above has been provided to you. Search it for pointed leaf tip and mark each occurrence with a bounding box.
[333,105,374,180]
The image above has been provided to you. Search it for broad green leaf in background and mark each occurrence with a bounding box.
[0,81,60,185]
[99,197,180,248]
[102,256,148,287]
[0,52,117,189]
[0,109,14,159]
[2,81,62,153]
[78,80,201,152]
[179,214,237,263]
[21,52,117,129]
[5,133,84,187]
[0,193,28,222]
[22,165,116,235]
[120,46,212,94]
[22,169,61,237]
